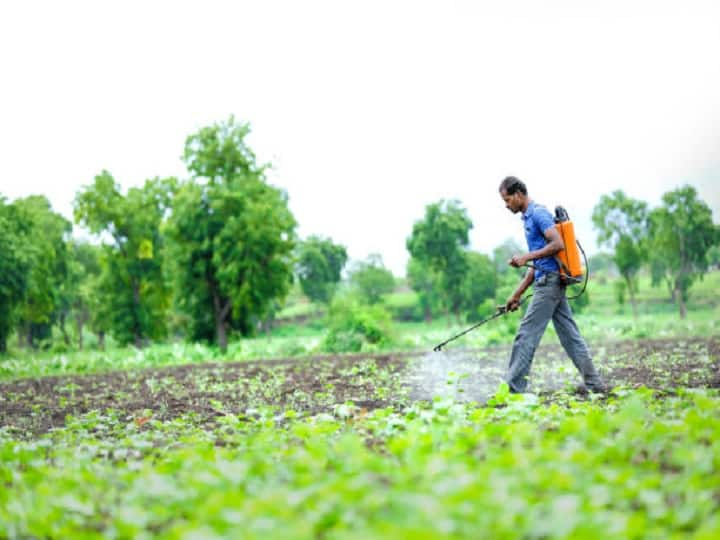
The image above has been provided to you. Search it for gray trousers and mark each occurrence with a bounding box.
[507,274,603,393]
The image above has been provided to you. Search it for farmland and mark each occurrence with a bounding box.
[2,270,720,538]
[2,334,720,538]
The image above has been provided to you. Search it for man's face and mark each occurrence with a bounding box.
[500,189,522,214]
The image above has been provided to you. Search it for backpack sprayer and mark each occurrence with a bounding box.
[433,206,588,352]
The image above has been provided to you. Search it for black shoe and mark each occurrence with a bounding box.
[577,382,611,395]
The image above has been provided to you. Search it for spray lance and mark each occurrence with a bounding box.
[433,206,589,352]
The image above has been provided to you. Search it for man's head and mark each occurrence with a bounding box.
[499,176,528,214]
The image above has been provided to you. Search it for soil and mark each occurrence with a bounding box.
[1,337,717,438]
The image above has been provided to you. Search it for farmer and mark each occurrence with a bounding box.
[499,176,606,394]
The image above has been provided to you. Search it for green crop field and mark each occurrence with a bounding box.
[1,271,719,539]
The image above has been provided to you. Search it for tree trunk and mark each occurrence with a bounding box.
[132,280,143,349]
[59,312,71,345]
[675,285,687,319]
[212,288,231,354]
[98,331,106,350]
[75,314,84,351]
[424,304,432,324]
[625,275,638,319]
[217,318,228,353]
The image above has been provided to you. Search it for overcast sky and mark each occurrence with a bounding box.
[2,0,718,276]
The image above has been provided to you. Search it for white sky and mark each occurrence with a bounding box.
[1,0,719,276]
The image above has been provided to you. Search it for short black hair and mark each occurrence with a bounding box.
[499,176,527,195]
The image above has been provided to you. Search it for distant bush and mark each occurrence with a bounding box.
[468,298,496,322]
[320,297,395,353]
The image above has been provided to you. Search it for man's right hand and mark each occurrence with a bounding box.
[505,296,521,312]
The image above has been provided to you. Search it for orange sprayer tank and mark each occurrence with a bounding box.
[555,220,584,279]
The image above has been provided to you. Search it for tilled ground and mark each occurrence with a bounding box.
[1,337,718,438]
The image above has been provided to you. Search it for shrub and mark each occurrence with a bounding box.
[320,297,395,353]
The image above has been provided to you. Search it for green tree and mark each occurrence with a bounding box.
[406,258,443,323]
[406,200,473,320]
[592,190,648,318]
[63,241,104,350]
[647,185,718,318]
[74,172,173,347]
[459,251,497,322]
[13,196,72,348]
[166,117,297,352]
[0,197,32,354]
[296,236,348,305]
[348,254,396,305]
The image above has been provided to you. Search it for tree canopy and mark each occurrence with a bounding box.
[592,190,649,318]
[647,185,718,318]
[296,236,348,305]
[166,117,297,352]
[406,199,473,318]
[74,172,174,347]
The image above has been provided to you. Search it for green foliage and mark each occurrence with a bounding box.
[567,284,590,314]
[320,296,394,352]
[647,185,718,318]
[473,298,497,320]
[407,199,473,316]
[166,117,297,352]
[592,190,648,317]
[296,236,348,304]
[10,196,72,348]
[405,258,443,322]
[348,254,395,305]
[1,388,719,538]
[0,198,33,353]
[74,172,173,347]
[708,244,720,269]
[65,241,105,349]
[495,269,523,306]
[460,251,497,322]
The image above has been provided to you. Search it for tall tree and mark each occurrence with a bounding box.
[348,254,396,305]
[592,190,648,318]
[406,199,473,320]
[0,197,32,354]
[13,196,72,348]
[296,236,348,304]
[74,172,173,347]
[166,117,297,352]
[647,185,718,318]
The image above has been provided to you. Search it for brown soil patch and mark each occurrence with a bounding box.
[1,338,717,438]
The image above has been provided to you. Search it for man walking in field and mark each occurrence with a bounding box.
[499,176,607,394]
